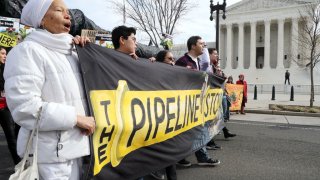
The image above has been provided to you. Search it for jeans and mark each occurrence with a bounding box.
[222,95,230,120]
[195,147,210,162]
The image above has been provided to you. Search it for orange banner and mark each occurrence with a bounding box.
[225,84,243,111]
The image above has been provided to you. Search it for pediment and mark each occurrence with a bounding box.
[227,0,317,13]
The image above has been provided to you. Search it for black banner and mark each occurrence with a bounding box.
[77,43,225,180]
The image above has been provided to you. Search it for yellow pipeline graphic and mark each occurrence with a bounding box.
[225,84,244,111]
[90,81,223,175]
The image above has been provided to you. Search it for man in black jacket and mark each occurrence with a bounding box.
[175,36,220,167]
[285,70,290,85]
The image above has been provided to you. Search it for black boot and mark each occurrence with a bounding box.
[223,127,236,138]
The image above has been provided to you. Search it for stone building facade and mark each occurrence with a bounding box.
[218,0,320,85]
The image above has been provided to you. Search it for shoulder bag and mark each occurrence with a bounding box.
[9,113,40,180]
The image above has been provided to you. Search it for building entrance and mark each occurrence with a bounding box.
[256,47,264,69]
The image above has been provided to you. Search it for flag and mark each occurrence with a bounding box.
[225,84,244,111]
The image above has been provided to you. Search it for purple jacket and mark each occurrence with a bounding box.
[175,53,200,71]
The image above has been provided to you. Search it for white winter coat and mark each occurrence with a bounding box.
[4,29,90,163]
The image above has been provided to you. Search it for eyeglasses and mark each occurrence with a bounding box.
[129,36,137,42]
[167,57,175,61]
[122,36,136,42]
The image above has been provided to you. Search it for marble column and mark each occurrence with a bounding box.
[250,21,256,69]
[226,23,233,69]
[291,18,299,67]
[264,20,271,69]
[238,22,244,69]
[277,18,285,69]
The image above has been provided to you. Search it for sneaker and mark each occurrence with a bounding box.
[206,142,221,150]
[176,159,192,167]
[224,132,236,139]
[150,171,165,180]
[198,159,220,166]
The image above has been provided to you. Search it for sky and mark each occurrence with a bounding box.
[64,0,242,44]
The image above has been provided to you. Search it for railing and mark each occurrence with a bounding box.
[247,84,320,95]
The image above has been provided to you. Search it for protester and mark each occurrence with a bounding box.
[209,48,219,70]
[285,70,290,85]
[199,47,220,73]
[112,25,150,180]
[236,74,248,114]
[0,46,21,165]
[216,69,236,138]
[175,36,220,166]
[225,76,234,121]
[147,50,177,180]
[112,27,177,180]
[227,76,233,84]
[156,50,175,66]
[4,0,95,179]
[111,25,138,59]
[199,47,234,146]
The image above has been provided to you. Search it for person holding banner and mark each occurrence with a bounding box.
[156,50,175,66]
[111,27,178,180]
[224,76,234,120]
[4,0,95,179]
[175,36,220,167]
[236,74,248,114]
[227,76,234,84]
[200,47,220,74]
[111,25,138,60]
[148,50,177,180]
[112,26,163,180]
[0,46,21,165]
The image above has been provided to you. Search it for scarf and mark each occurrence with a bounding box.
[26,29,74,55]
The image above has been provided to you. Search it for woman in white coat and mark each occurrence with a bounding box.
[4,0,95,179]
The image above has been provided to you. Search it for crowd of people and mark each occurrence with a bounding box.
[110,26,247,180]
[0,0,248,179]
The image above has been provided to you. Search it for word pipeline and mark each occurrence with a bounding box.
[90,81,223,175]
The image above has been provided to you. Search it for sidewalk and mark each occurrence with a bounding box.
[246,93,320,110]
[230,93,320,127]
[231,113,320,127]
[245,93,320,117]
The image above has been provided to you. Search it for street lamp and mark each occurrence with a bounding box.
[210,0,226,52]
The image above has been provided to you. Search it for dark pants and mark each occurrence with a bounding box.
[0,107,21,165]
[285,78,290,85]
[165,165,177,180]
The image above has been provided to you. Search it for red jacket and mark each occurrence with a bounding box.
[236,80,248,98]
[0,97,6,109]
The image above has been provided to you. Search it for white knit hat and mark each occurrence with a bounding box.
[21,0,54,28]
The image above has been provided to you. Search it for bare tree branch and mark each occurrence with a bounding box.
[298,3,320,107]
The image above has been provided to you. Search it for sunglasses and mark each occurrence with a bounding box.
[167,57,175,61]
